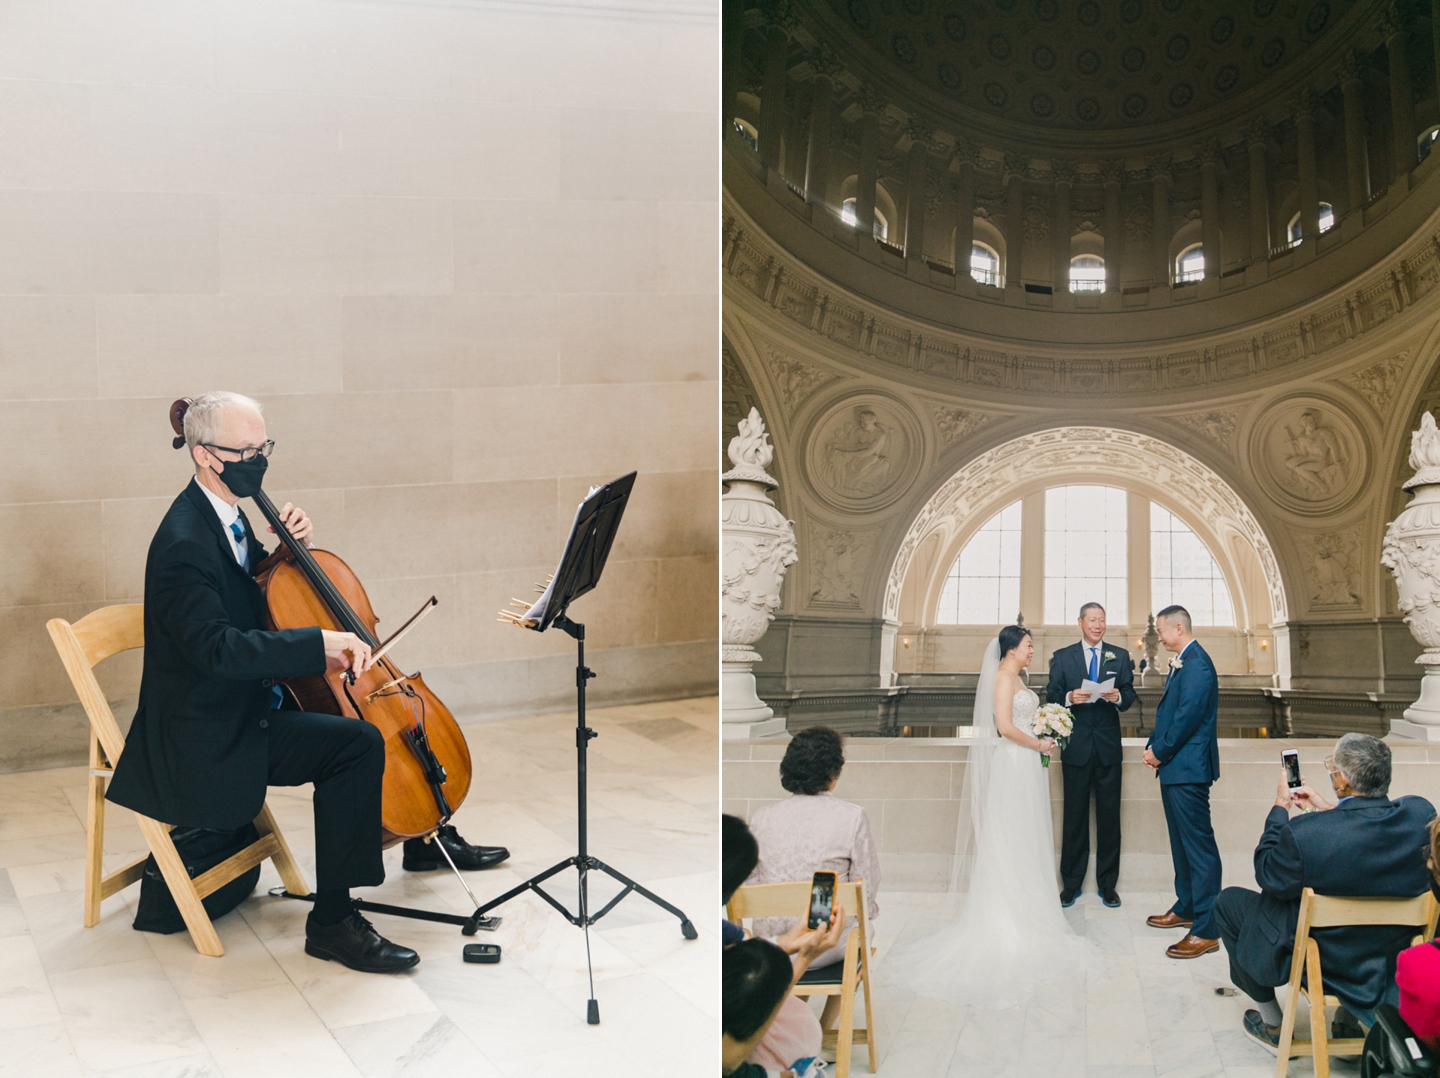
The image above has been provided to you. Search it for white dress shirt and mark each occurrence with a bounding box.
[1067,639,1108,705]
[193,477,249,567]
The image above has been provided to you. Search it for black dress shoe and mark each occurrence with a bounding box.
[1060,887,1078,907]
[1101,887,1122,908]
[402,825,509,872]
[304,911,419,974]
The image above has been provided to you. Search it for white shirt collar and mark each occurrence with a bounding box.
[194,476,241,527]
[1081,639,1103,654]
[1179,638,1197,658]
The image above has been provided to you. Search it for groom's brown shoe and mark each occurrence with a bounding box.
[1166,934,1219,959]
[1146,911,1193,929]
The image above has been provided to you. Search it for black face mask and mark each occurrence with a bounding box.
[217,454,267,499]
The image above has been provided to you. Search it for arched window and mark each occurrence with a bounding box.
[732,118,757,152]
[1287,203,1335,244]
[935,500,1021,624]
[841,198,889,241]
[1151,504,1235,626]
[1069,254,1105,293]
[1044,486,1128,624]
[1175,244,1204,283]
[970,242,1002,287]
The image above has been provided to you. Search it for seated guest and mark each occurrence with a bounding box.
[724,813,758,946]
[723,939,798,1078]
[722,813,837,1076]
[1213,733,1435,1052]
[746,726,881,972]
[1396,816,1440,1051]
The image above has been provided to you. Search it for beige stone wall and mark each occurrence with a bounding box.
[724,738,1440,892]
[0,0,718,771]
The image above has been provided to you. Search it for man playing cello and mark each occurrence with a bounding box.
[107,391,509,973]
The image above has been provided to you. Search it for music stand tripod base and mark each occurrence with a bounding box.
[474,615,698,1025]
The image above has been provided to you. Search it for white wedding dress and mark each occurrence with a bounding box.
[885,642,1099,1010]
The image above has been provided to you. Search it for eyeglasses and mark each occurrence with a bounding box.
[202,440,274,463]
[1323,755,1336,774]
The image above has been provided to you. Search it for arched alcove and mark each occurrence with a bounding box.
[885,428,1288,667]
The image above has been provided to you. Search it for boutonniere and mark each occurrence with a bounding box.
[1169,656,1184,671]
[1103,650,1116,662]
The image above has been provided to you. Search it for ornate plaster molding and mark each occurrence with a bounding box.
[722,183,1440,402]
[883,426,1287,624]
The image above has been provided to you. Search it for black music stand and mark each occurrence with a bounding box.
[485,471,697,1025]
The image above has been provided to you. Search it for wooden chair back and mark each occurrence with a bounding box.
[727,880,878,1078]
[47,604,142,769]
[1275,887,1440,1078]
[46,605,309,957]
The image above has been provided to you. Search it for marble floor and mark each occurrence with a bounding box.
[0,697,718,1078]
[857,889,1360,1078]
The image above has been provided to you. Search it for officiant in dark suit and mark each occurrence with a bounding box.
[1046,602,1137,909]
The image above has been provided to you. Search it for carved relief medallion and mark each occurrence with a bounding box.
[1249,396,1367,516]
[804,393,924,512]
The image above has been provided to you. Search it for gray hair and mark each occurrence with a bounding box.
[1079,602,1105,619]
[1332,732,1390,797]
[1156,604,1192,632]
[184,391,263,455]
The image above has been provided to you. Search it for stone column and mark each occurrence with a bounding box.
[1004,153,1026,291]
[1294,91,1320,244]
[804,70,834,207]
[721,408,797,740]
[1381,411,1440,741]
[1383,7,1416,180]
[1051,159,1075,294]
[1102,159,1124,292]
[1149,155,1172,285]
[903,128,930,269]
[1247,120,1271,263]
[953,146,976,287]
[757,26,789,170]
[1339,52,1371,209]
[855,94,882,237]
[1198,142,1221,277]
[721,0,739,129]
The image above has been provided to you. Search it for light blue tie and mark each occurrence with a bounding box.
[228,520,248,570]
[1088,646,1099,681]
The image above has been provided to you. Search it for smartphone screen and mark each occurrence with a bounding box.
[807,873,835,930]
[1282,750,1302,789]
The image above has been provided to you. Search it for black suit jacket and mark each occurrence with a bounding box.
[107,480,326,829]
[1234,794,1436,1012]
[1045,641,1136,767]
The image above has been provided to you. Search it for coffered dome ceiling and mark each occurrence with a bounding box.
[810,0,1377,144]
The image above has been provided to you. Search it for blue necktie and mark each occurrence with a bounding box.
[1088,646,1099,681]
[228,519,248,570]
[230,517,281,709]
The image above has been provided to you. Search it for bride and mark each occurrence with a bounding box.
[887,625,1098,1009]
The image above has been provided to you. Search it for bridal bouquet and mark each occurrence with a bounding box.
[1032,704,1074,769]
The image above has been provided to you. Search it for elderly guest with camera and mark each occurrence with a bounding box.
[1212,733,1435,1052]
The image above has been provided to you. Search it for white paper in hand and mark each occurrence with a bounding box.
[1079,677,1115,700]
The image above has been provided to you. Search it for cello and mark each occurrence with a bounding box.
[168,399,472,847]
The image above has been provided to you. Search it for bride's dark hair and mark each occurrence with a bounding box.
[998,624,1032,659]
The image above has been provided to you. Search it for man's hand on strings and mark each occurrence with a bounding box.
[322,630,374,675]
[268,502,313,547]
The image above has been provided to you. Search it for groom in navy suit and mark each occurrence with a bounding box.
[1142,604,1223,959]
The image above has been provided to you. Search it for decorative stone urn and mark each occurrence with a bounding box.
[1139,613,1161,686]
[722,408,797,740]
[1380,411,1440,740]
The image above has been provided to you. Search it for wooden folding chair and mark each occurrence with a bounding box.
[728,880,878,1078]
[1275,887,1440,1078]
[47,604,310,957]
